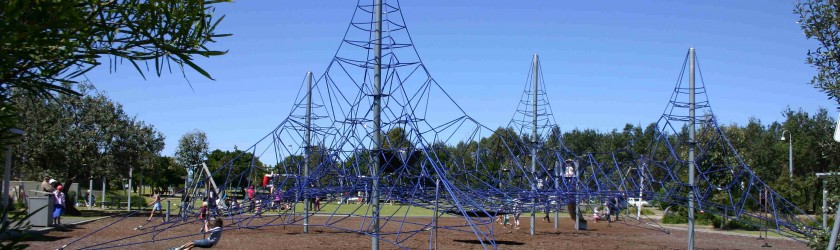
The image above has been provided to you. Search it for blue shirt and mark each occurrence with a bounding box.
[206,226,222,245]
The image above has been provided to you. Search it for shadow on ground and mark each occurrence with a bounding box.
[453,239,524,246]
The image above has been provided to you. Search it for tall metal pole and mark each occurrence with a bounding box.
[304,71,313,234]
[433,178,440,250]
[102,177,106,209]
[128,167,132,212]
[829,201,840,250]
[2,145,12,225]
[687,47,696,250]
[89,177,93,209]
[824,179,829,229]
[788,134,793,179]
[637,175,643,220]
[554,162,558,229]
[530,54,538,236]
[372,1,383,249]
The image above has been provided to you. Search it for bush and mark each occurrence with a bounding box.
[627,206,655,216]
[721,220,759,230]
[661,207,720,227]
[697,212,720,228]
[662,207,688,224]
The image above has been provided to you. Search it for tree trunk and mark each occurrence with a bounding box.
[59,179,81,216]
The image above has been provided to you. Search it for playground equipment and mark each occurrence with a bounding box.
[64,1,819,249]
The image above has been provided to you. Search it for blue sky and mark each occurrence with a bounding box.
[85,0,832,156]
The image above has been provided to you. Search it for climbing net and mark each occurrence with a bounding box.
[66,1,817,249]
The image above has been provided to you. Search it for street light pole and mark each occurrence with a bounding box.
[781,130,793,179]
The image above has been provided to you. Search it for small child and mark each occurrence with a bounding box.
[593,207,601,222]
[603,202,611,222]
[52,185,65,225]
[314,197,321,212]
[198,202,208,220]
[148,193,162,221]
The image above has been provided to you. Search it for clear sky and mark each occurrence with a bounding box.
[84,0,833,156]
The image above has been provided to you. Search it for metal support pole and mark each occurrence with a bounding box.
[575,199,580,230]
[788,133,793,179]
[432,178,440,250]
[372,1,383,249]
[825,179,829,230]
[554,163,559,230]
[128,167,132,212]
[89,177,93,209]
[687,47,696,250]
[829,201,840,250]
[304,71,312,234]
[102,177,106,209]
[637,175,643,220]
[166,200,171,222]
[530,53,538,236]
[2,145,12,225]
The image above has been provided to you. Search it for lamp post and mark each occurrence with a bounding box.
[781,130,793,179]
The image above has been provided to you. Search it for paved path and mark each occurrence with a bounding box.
[29,216,111,233]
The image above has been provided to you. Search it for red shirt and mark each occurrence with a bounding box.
[199,206,207,219]
[247,188,255,199]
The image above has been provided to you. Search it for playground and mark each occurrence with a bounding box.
[12,0,831,249]
[24,215,807,249]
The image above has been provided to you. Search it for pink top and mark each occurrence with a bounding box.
[53,190,65,206]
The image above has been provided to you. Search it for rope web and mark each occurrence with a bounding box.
[66,1,818,249]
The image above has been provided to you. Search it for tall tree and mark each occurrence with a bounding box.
[14,83,164,214]
[206,148,266,189]
[174,129,209,184]
[797,0,840,105]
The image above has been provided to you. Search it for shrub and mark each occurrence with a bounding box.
[721,220,759,230]
[627,206,655,216]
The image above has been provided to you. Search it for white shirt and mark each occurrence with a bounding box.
[54,191,65,206]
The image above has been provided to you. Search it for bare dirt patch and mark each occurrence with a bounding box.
[24,215,806,250]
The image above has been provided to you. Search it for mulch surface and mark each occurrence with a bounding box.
[23,214,806,250]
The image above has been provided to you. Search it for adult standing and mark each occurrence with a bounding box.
[86,190,96,207]
[40,176,54,193]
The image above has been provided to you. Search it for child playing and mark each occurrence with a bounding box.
[147,193,162,221]
[52,185,65,225]
[593,207,601,222]
[198,202,208,220]
[171,217,223,250]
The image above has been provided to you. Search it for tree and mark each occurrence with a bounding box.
[206,148,266,189]
[174,130,209,175]
[13,83,164,214]
[143,156,184,192]
[797,0,840,105]
[0,0,230,139]
[174,130,208,166]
